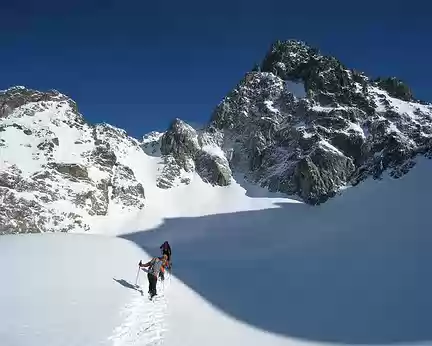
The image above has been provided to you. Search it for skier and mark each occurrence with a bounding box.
[139,254,168,299]
[160,241,172,262]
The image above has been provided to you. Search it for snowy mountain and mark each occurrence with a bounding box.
[2,40,432,235]
[0,86,146,234]
[154,40,432,204]
[1,39,432,346]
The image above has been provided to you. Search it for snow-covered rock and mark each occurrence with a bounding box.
[0,87,145,234]
[156,118,232,188]
[141,131,163,156]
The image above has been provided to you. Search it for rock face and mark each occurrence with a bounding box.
[155,39,432,204]
[0,87,146,234]
[111,164,145,208]
[155,118,232,189]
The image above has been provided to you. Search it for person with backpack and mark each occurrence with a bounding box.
[160,241,172,262]
[139,254,168,299]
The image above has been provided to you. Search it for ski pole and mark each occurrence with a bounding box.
[135,263,141,286]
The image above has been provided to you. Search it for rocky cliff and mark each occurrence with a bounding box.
[155,40,432,204]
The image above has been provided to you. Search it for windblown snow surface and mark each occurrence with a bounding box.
[1,150,432,346]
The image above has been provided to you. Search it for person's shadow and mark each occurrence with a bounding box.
[113,278,144,296]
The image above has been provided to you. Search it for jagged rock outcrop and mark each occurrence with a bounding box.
[111,164,145,208]
[205,69,364,204]
[141,131,163,156]
[260,40,374,112]
[195,152,232,186]
[156,118,232,188]
[374,77,414,102]
[48,163,89,181]
[293,146,355,203]
[161,119,199,158]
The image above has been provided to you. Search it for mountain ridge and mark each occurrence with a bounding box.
[2,39,432,234]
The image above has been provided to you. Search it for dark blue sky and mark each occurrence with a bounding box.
[1,0,430,138]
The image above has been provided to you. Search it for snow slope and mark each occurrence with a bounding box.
[1,156,432,346]
[0,233,148,345]
[122,156,432,346]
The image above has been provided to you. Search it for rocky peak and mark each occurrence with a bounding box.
[260,40,374,112]
[261,40,318,79]
[0,86,79,119]
[160,118,199,158]
[183,40,432,204]
[156,118,232,189]
[373,77,414,102]
[138,40,432,205]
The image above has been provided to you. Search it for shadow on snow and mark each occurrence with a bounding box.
[120,160,432,345]
[113,278,139,291]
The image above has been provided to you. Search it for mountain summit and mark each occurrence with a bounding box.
[156,39,432,203]
[2,40,432,233]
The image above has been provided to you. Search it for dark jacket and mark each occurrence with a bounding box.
[160,242,171,255]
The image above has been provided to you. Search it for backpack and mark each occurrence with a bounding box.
[148,258,163,276]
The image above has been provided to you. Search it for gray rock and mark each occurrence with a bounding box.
[260,40,376,114]
[37,139,56,154]
[330,132,365,164]
[195,152,231,186]
[111,164,145,208]
[141,131,162,157]
[374,77,414,102]
[0,189,88,234]
[158,118,233,187]
[161,119,199,162]
[156,155,185,189]
[90,146,117,168]
[48,163,89,180]
[74,188,109,216]
[294,147,355,204]
[0,165,22,189]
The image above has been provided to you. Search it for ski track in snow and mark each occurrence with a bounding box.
[109,273,171,346]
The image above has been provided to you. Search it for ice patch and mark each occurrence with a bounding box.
[346,121,366,138]
[202,144,226,158]
[285,80,307,98]
[319,139,345,156]
[263,100,280,114]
